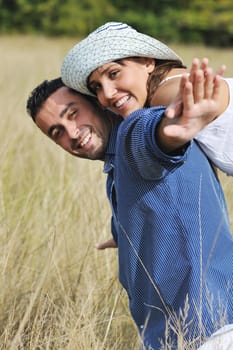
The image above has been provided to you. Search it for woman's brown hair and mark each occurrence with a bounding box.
[146,59,186,106]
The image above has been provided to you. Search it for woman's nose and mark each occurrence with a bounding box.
[102,81,117,100]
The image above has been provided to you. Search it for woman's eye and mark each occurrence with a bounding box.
[109,70,119,79]
[90,83,101,94]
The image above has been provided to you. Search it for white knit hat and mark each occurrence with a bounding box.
[61,22,183,96]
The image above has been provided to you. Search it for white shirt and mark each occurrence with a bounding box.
[196,78,233,176]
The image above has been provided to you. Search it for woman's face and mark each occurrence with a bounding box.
[88,57,155,118]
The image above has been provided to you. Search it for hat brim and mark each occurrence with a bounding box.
[61,23,182,96]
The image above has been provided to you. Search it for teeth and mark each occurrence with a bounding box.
[115,96,129,108]
[80,134,91,147]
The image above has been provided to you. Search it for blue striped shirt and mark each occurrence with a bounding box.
[105,106,233,349]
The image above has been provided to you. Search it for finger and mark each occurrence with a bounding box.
[200,57,209,73]
[180,72,190,92]
[203,67,214,99]
[202,59,225,78]
[95,239,117,250]
[216,64,226,77]
[193,69,204,102]
[189,58,200,83]
[165,73,188,119]
[182,80,194,111]
[165,101,183,119]
[212,74,221,100]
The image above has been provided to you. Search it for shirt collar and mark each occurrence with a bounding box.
[103,116,122,173]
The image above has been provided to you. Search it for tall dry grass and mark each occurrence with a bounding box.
[0,35,232,349]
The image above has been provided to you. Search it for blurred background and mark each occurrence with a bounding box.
[0,1,232,349]
[0,0,233,46]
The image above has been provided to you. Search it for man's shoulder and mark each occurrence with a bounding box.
[117,107,166,139]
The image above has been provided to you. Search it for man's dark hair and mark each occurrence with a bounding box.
[27,78,65,122]
[27,77,105,123]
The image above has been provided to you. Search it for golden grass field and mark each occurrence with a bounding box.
[0,35,232,349]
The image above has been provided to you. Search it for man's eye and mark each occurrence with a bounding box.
[51,128,62,140]
[68,110,77,120]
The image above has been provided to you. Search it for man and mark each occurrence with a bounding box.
[27,77,120,247]
[27,75,233,349]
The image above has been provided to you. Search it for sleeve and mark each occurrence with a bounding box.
[195,81,233,176]
[123,107,191,180]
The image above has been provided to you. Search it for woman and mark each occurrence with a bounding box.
[61,21,233,176]
[61,22,233,349]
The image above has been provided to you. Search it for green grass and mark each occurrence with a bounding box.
[0,35,232,349]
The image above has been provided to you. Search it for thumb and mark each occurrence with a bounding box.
[165,100,183,119]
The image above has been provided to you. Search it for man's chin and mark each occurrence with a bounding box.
[71,145,105,160]
[76,152,104,161]
[88,153,104,161]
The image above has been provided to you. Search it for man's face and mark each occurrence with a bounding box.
[36,87,111,160]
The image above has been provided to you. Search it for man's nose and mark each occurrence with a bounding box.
[66,124,79,139]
